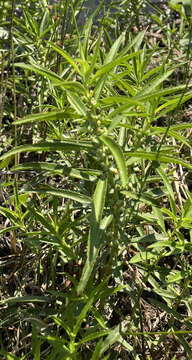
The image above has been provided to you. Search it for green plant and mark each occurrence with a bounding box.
[1,1,192,359]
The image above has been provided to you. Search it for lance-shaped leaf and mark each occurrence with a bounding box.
[46,41,82,75]
[124,151,192,171]
[77,178,110,295]
[135,69,174,98]
[12,162,102,182]
[74,277,109,337]
[85,32,102,81]
[15,62,63,82]
[100,135,128,187]
[93,178,107,223]
[98,320,129,356]
[89,52,140,85]
[67,91,87,116]
[25,184,92,205]
[0,140,94,162]
[0,206,21,227]
[0,295,52,305]
[13,111,66,125]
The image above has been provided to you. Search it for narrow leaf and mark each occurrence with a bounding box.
[15,62,62,82]
[77,178,108,295]
[67,91,87,116]
[89,52,141,85]
[0,206,20,227]
[26,185,91,205]
[124,151,192,171]
[13,111,66,125]
[0,140,94,161]
[99,320,128,356]
[46,41,82,75]
[12,162,102,181]
[100,135,128,186]
[105,33,124,64]
[93,178,108,222]
[0,295,52,305]
[74,277,109,335]
[156,165,177,216]
[135,69,174,97]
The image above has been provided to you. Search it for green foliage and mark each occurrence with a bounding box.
[1,0,192,359]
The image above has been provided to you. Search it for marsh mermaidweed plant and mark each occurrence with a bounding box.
[1,0,192,359]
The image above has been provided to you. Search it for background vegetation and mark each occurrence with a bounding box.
[1,0,192,358]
